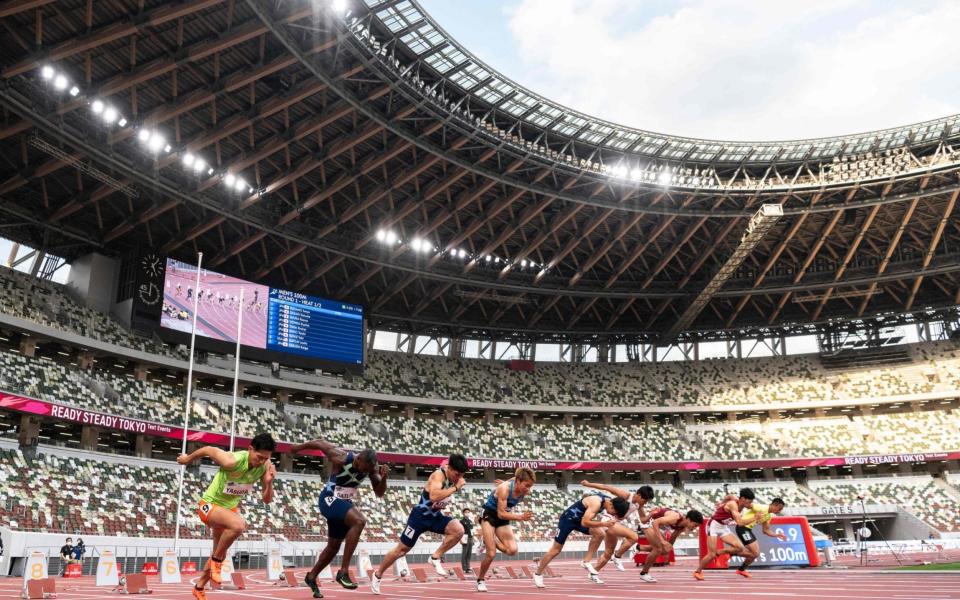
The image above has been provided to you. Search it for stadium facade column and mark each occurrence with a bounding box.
[16,414,39,447]
[643,414,654,426]
[563,414,574,426]
[79,425,99,451]
[135,434,152,458]
[77,351,95,370]
[405,464,417,479]
[18,337,36,357]
[133,363,149,381]
[364,403,375,416]
[859,406,873,417]
[851,465,864,477]
[602,414,613,427]
[484,410,494,424]
[280,452,293,472]
[320,396,333,409]
[767,410,781,421]
[762,468,775,481]
[522,413,534,426]
[815,407,826,418]
[405,405,416,419]
[484,468,495,481]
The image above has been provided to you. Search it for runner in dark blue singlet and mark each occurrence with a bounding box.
[290,439,387,597]
[475,467,536,592]
[371,454,469,595]
[531,492,630,589]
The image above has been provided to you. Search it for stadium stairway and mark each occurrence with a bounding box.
[798,482,832,507]
[932,477,960,504]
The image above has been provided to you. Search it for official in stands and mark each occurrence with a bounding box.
[460,508,475,573]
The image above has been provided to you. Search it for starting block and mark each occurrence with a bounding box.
[277,569,299,587]
[505,566,525,579]
[210,573,246,591]
[114,573,152,594]
[452,566,466,580]
[22,578,56,599]
[412,567,433,583]
[544,566,560,578]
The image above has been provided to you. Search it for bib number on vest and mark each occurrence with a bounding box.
[224,482,254,496]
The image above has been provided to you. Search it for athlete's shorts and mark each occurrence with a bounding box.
[318,491,355,539]
[707,520,735,538]
[554,515,590,545]
[735,525,757,545]
[481,507,511,529]
[399,509,454,547]
[197,499,238,525]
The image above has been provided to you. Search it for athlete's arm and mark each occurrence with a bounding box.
[580,496,613,529]
[762,521,787,541]
[369,464,389,498]
[288,439,346,466]
[427,468,465,502]
[261,461,276,504]
[727,500,748,526]
[649,512,679,544]
[177,446,238,470]
[496,480,533,521]
[579,480,630,501]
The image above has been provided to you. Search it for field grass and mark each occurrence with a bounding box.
[895,561,960,571]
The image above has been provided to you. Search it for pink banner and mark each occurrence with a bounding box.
[2,392,957,471]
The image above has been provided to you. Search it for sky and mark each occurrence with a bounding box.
[419,0,960,141]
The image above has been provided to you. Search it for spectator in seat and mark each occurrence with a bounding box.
[460,508,475,573]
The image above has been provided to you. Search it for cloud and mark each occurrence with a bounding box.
[502,0,960,140]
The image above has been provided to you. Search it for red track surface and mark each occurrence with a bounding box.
[4,559,959,600]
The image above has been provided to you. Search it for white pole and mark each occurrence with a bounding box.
[173,253,204,553]
[229,287,244,451]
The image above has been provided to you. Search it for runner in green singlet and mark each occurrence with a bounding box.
[177,432,277,600]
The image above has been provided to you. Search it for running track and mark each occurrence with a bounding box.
[4,559,958,600]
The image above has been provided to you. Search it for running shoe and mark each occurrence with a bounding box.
[192,587,207,600]
[476,579,488,592]
[304,573,324,598]
[612,556,625,572]
[428,556,447,577]
[336,570,358,590]
[532,572,545,589]
[736,569,752,579]
[370,574,382,595]
[206,559,222,584]
[639,573,657,583]
[581,561,599,575]
[693,571,705,581]
[589,573,604,585]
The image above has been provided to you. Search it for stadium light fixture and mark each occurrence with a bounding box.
[224,173,236,187]
[91,100,104,115]
[332,0,348,13]
[137,129,151,143]
[234,177,247,192]
[485,255,492,262]
[41,65,54,80]
[53,74,68,90]
[69,86,79,97]
[146,133,165,153]
[630,168,643,180]
[118,118,127,127]
[375,229,386,242]
[102,106,118,124]
[658,170,672,185]
[182,153,195,167]
[192,158,206,173]
[384,230,398,245]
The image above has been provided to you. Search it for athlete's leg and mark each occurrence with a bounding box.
[430,518,465,562]
[476,521,499,581]
[615,535,638,559]
[582,530,603,565]
[308,537,344,580]
[534,541,564,576]
[640,530,670,575]
[337,507,366,578]
[739,540,761,571]
[595,524,636,571]
[200,509,245,585]
[196,526,225,590]
[694,535,720,574]
[373,541,413,579]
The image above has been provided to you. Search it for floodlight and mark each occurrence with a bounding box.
[53,74,68,90]
[41,66,54,80]
[91,100,104,114]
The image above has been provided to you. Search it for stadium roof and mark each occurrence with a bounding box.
[0,0,958,343]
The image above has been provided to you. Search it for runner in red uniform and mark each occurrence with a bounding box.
[693,488,755,581]
[635,507,704,582]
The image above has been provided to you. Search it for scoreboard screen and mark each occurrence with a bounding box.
[161,259,364,366]
[727,522,812,567]
[701,516,820,569]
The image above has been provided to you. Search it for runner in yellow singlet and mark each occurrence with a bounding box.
[177,433,277,600]
[734,498,788,576]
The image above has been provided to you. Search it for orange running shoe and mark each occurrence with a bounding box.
[693,572,704,581]
[736,570,752,579]
[206,558,223,584]
[192,587,207,600]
